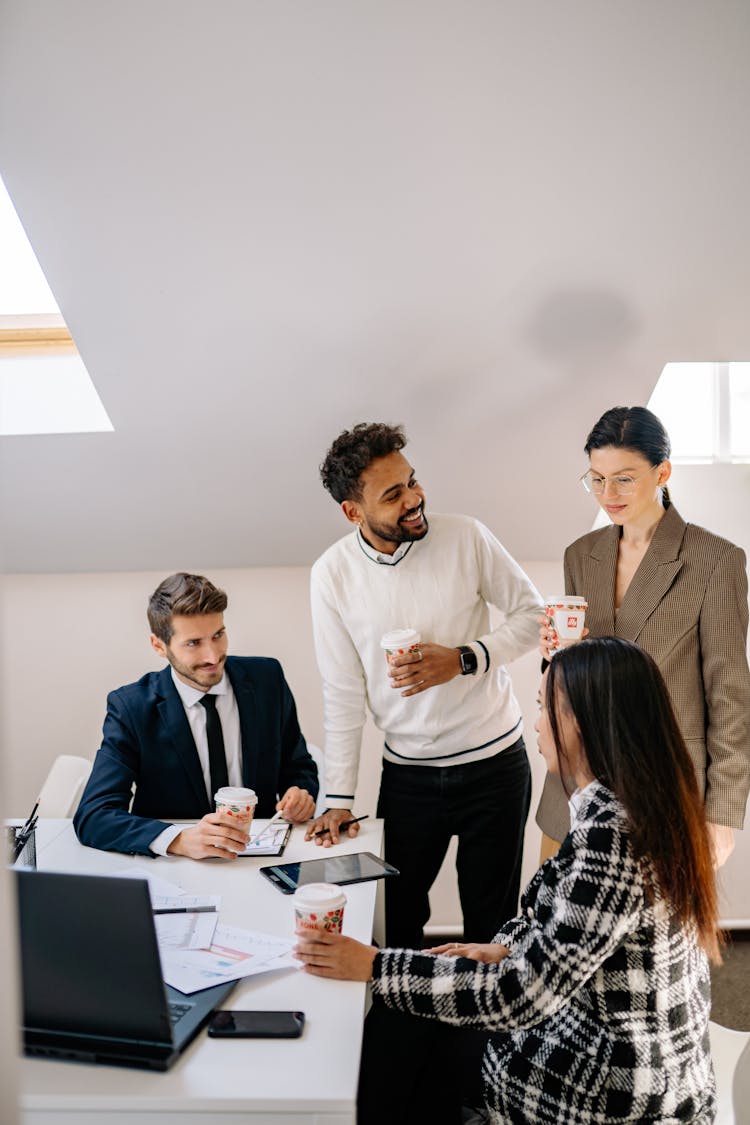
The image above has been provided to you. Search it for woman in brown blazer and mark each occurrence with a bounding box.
[536,405,750,867]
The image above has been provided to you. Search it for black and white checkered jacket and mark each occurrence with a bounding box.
[372,781,715,1123]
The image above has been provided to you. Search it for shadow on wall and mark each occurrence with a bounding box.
[525,287,639,361]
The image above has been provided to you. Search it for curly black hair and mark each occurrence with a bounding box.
[319,423,406,503]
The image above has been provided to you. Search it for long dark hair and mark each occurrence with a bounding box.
[585,406,672,507]
[546,637,720,961]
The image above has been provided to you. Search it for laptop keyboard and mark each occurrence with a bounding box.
[168,1001,193,1026]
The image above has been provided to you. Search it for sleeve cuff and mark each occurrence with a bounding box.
[472,640,490,673]
[324,795,355,809]
[149,823,182,856]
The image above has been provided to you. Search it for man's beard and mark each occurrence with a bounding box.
[369,506,429,546]
[166,650,226,690]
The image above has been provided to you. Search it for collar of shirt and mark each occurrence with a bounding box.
[568,779,597,826]
[356,528,415,566]
[170,666,229,707]
[169,666,243,793]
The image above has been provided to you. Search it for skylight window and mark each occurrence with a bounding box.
[0,175,113,435]
[648,362,750,463]
[0,353,113,436]
[0,178,60,315]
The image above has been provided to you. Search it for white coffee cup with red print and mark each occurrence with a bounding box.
[214,786,257,829]
[293,883,347,935]
[380,629,422,668]
[544,597,588,652]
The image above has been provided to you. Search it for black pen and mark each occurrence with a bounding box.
[153,906,217,915]
[315,814,369,837]
[23,801,39,831]
[13,809,39,861]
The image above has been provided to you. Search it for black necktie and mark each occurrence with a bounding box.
[199,694,228,801]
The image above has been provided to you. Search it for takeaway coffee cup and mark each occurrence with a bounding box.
[293,883,347,934]
[380,629,422,666]
[214,786,258,829]
[544,597,588,651]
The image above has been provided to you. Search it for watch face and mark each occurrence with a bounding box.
[460,648,477,674]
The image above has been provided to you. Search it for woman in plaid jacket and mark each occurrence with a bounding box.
[296,638,720,1124]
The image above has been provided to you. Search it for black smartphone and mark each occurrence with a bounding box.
[207,1010,305,1039]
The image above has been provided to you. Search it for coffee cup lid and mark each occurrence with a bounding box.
[214,786,258,805]
[545,596,588,608]
[293,882,347,910]
[380,628,421,649]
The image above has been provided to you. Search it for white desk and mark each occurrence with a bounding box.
[18,818,384,1125]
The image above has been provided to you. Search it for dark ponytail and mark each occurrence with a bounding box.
[585,406,672,507]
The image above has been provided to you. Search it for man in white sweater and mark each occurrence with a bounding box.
[307,423,543,946]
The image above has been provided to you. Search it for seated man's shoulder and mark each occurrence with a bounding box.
[226,655,284,682]
[110,668,166,700]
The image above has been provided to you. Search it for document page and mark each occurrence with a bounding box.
[160,924,294,993]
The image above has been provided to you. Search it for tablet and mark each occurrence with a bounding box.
[240,822,292,857]
[259,851,399,894]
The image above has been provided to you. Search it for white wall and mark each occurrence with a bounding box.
[5,1,750,576]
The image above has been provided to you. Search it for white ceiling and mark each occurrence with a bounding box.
[1,0,749,572]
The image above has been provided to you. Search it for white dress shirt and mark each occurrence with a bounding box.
[149,669,242,855]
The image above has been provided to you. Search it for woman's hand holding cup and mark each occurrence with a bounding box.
[540,598,589,659]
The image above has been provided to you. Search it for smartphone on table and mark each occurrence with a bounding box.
[207,1010,305,1038]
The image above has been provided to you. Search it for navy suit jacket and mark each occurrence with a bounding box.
[74,656,318,856]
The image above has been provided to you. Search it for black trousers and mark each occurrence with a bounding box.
[377,737,531,947]
[359,741,531,1123]
[357,1002,487,1125]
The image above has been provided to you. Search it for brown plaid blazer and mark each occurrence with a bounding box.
[536,503,750,840]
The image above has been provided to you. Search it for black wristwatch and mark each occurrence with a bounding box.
[457,645,478,675]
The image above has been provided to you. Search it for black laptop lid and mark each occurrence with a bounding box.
[15,869,172,1045]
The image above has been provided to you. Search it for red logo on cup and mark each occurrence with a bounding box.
[567,615,578,628]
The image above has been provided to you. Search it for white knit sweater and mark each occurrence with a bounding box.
[310,513,543,804]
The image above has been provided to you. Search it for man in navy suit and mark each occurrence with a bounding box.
[74,573,318,859]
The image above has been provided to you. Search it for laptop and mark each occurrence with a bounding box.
[14,868,237,1070]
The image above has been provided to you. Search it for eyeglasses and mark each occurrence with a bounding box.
[580,465,660,496]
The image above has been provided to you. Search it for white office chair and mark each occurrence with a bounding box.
[37,754,93,818]
[709,1020,750,1124]
[306,743,327,816]
[734,1037,750,1125]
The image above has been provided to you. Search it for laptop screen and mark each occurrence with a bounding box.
[15,869,173,1045]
